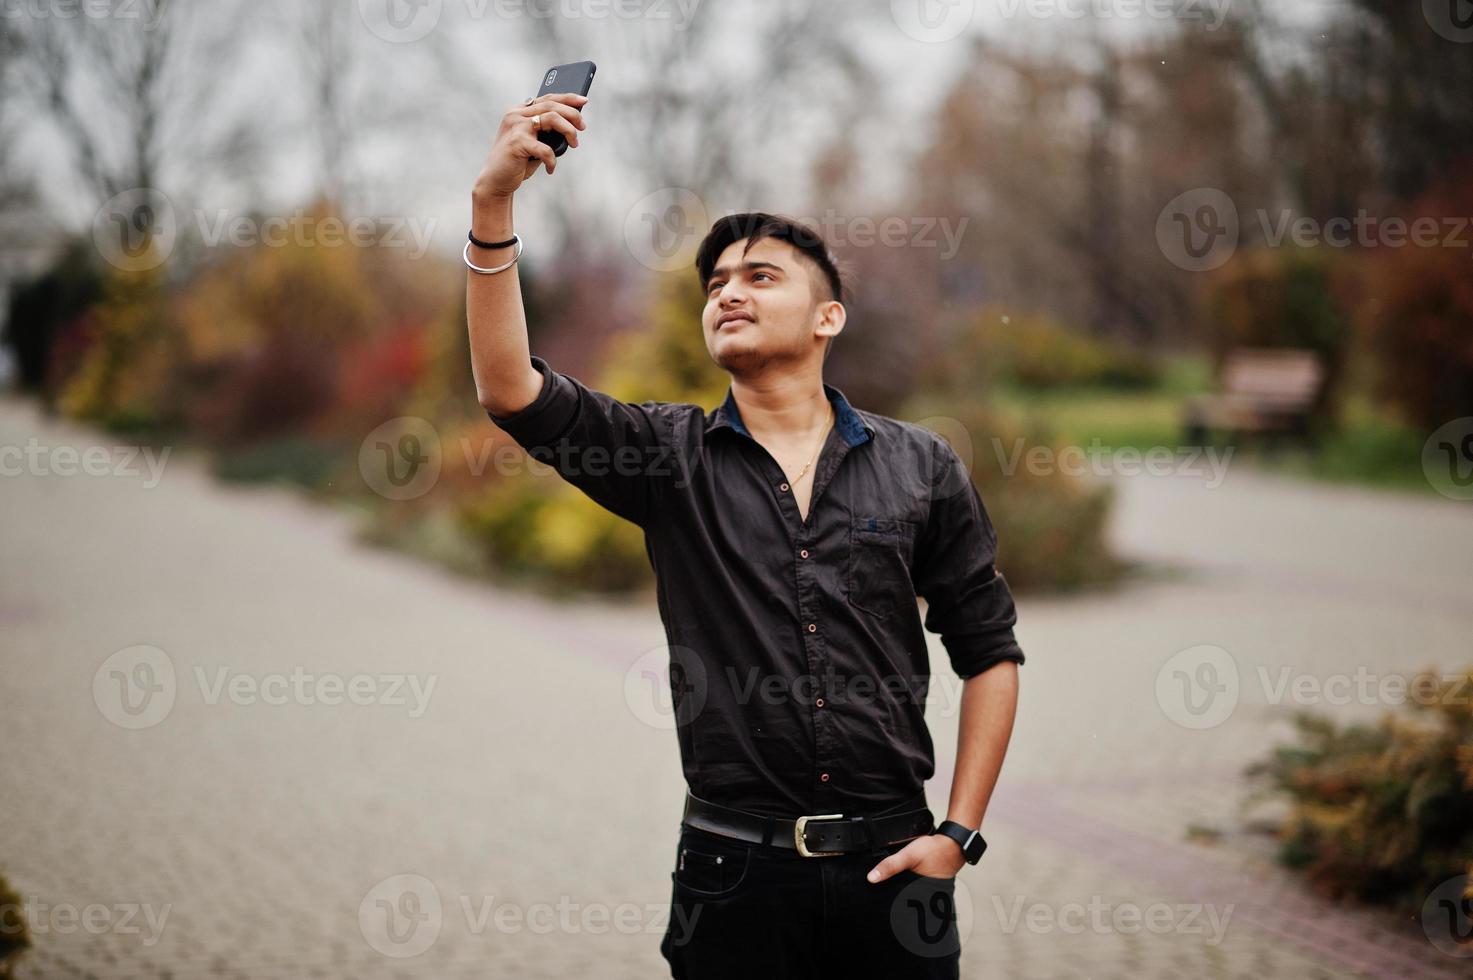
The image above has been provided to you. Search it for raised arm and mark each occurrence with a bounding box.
[467,91,589,416]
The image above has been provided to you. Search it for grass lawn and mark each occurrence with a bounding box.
[992,355,1437,496]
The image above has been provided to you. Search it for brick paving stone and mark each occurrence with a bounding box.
[3,395,1471,978]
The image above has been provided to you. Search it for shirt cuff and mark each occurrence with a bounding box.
[944,632,1025,680]
[485,355,578,448]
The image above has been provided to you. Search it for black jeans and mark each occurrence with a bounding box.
[659,823,961,979]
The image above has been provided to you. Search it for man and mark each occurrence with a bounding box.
[467,91,1022,979]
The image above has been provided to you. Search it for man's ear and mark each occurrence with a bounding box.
[815,299,846,343]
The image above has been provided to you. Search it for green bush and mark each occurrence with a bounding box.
[1244,669,1473,914]
[460,272,725,593]
[951,407,1123,593]
[210,436,348,490]
[959,307,1161,391]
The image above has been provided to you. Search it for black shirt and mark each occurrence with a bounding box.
[488,356,1025,816]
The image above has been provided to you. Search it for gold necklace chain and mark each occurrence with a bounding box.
[790,405,834,485]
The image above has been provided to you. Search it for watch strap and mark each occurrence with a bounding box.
[935,819,987,864]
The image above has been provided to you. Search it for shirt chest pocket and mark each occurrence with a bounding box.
[846,517,919,620]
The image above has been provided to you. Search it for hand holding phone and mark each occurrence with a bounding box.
[472,64,594,200]
[532,61,596,158]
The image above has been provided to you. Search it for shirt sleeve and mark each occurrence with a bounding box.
[485,355,677,528]
[910,437,1026,679]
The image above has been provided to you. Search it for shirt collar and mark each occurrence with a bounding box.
[707,382,874,448]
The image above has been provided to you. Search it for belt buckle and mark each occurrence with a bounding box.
[794,813,845,857]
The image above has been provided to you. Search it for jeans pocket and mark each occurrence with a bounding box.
[672,830,753,899]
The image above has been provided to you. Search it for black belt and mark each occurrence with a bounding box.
[681,789,935,857]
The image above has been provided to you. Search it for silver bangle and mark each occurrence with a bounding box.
[464,235,523,274]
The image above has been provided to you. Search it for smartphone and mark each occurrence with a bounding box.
[533,61,596,157]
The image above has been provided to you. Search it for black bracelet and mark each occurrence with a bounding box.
[469,229,518,250]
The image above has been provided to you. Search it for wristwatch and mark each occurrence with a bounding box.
[934,820,987,864]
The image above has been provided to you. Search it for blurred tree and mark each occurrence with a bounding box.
[1356,168,1473,430]
[2,240,104,401]
[57,246,180,433]
[11,0,264,211]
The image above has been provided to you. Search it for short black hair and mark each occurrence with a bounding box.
[694,212,845,307]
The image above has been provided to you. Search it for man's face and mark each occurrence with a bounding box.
[701,237,836,374]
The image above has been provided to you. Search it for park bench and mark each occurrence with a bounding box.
[1183,347,1326,445]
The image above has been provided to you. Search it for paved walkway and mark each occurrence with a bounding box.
[2,394,1470,978]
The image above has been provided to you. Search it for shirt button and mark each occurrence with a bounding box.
[820,773,830,782]
[807,623,817,633]
[799,549,809,559]
[815,697,825,708]
[779,482,789,492]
